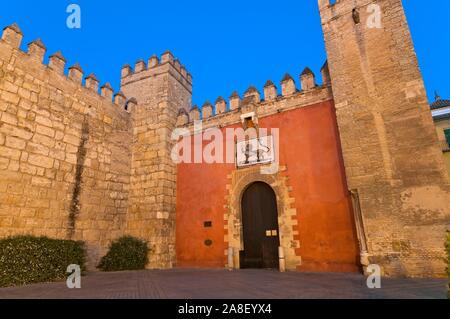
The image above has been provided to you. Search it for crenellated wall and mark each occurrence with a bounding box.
[177,64,332,130]
[0,23,196,270]
[174,67,360,272]
[0,24,132,269]
[121,51,192,268]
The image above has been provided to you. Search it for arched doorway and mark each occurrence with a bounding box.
[240,182,280,269]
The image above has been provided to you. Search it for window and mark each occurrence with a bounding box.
[244,117,255,130]
[445,129,450,149]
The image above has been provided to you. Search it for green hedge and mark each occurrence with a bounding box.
[0,235,86,287]
[98,236,149,272]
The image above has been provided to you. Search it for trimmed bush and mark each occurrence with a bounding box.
[0,235,86,287]
[97,236,148,272]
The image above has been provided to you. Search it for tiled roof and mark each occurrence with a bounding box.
[430,99,450,110]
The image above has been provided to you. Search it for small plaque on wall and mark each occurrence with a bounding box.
[204,221,212,228]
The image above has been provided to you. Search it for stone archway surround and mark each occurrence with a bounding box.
[224,165,302,270]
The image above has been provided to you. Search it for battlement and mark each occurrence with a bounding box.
[177,64,332,128]
[120,51,192,91]
[0,23,133,112]
[318,0,375,25]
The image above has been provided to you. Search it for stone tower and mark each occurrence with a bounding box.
[121,52,192,268]
[318,0,450,276]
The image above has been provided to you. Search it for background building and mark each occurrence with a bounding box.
[430,93,450,175]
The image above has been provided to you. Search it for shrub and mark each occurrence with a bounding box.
[97,236,149,272]
[0,235,86,287]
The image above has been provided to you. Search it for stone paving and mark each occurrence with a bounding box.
[0,269,447,299]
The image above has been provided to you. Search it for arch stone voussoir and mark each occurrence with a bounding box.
[224,165,301,270]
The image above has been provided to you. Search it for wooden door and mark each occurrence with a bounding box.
[240,182,280,269]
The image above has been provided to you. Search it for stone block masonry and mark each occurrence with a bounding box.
[121,52,192,268]
[319,0,450,276]
[0,23,192,270]
[0,24,132,269]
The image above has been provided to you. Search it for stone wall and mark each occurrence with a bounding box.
[121,52,192,268]
[0,25,132,269]
[319,0,450,276]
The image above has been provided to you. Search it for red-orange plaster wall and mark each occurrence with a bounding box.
[176,100,360,272]
[175,129,235,268]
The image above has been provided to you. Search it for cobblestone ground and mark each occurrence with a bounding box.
[0,269,447,299]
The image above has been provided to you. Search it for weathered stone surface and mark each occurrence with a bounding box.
[121,54,191,269]
[0,33,132,270]
[319,0,450,277]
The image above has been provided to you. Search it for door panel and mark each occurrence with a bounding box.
[240,182,280,269]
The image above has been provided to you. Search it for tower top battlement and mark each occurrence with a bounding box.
[120,51,192,90]
[318,0,376,24]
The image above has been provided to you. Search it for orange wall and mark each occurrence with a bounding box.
[176,100,360,272]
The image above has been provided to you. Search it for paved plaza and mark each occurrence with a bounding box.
[0,269,447,299]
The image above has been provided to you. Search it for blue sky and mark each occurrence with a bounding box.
[1,1,449,106]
